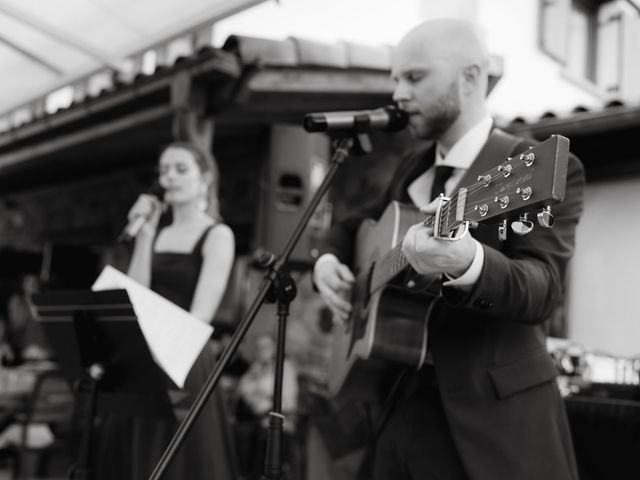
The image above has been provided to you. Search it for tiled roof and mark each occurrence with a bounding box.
[0,45,240,149]
[0,36,402,193]
[0,35,395,142]
[1,34,507,144]
[503,99,640,137]
[502,98,640,181]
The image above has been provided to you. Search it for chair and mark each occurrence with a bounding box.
[12,368,77,480]
[0,410,19,476]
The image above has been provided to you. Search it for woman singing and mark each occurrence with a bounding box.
[125,141,235,479]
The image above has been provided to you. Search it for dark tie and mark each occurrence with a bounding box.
[430,165,455,201]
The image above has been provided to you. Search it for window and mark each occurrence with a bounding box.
[540,0,572,62]
[597,1,640,97]
[539,0,640,98]
[566,0,598,82]
[539,0,600,77]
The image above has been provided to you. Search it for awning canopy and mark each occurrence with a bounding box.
[0,0,267,116]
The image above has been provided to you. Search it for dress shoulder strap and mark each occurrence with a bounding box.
[191,223,219,255]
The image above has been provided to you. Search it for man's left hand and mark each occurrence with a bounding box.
[401,199,476,277]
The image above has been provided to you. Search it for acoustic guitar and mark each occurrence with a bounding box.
[327,134,570,401]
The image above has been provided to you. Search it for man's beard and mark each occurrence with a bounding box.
[414,81,461,140]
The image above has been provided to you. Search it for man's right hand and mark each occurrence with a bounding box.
[313,254,355,325]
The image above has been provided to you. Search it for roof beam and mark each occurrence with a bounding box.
[0,0,122,71]
[0,32,63,75]
[0,105,172,172]
[506,104,640,139]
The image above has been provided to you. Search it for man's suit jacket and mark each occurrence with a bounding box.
[321,130,584,480]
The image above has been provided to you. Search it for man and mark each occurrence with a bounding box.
[314,19,583,480]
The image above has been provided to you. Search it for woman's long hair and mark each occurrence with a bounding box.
[159,141,222,221]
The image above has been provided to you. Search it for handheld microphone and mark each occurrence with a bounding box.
[118,183,165,243]
[303,105,409,133]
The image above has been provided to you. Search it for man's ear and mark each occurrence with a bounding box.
[461,64,482,92]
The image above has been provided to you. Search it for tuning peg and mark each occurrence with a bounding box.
[511,214,534,235]
[516,187,532,201]
[498,219,508,241]
[497,164,512,177]
[522,151,535,166]
[537,206,554,228]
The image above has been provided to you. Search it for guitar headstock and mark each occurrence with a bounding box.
[439,134,570,239]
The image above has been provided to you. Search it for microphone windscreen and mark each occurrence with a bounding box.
[148,182,165,199]
[382,106,409,132]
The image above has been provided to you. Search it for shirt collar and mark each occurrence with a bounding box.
[435,114,493,169]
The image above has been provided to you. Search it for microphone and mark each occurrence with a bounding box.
[303,105,409,133]
[118,183,165,242]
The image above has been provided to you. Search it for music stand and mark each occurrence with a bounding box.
[31,289,175,480]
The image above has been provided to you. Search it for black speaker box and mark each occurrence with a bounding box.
[254,124,332,268]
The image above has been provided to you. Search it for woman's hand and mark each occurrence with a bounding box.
[127,194,162,239]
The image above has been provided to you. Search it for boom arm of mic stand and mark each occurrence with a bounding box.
[149,134,368,480]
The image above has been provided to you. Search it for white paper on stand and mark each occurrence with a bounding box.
[91,265,213,388]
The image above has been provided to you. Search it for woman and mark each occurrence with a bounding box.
[125,141,235,479]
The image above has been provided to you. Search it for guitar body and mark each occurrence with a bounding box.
[328,202,436,402]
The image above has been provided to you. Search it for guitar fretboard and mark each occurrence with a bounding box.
[369,212,446,294]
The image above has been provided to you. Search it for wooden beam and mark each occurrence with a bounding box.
[238,68,395,97]
[0,105,172,172]
[170,71,215,148]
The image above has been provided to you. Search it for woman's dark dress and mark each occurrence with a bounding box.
[97,225,235,479]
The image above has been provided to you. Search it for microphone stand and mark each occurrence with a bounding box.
[258,260,295,480]
[149,132,373,480]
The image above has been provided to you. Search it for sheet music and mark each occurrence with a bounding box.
[92,265,213,388]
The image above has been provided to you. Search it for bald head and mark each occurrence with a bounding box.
[391,19,490,144]
[397,19,489,73]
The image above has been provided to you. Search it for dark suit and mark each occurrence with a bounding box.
[320,130,584,480]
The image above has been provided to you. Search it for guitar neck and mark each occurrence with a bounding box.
[370,242,409,293]
[369,202,462,294]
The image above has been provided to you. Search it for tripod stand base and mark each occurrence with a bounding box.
[69,466,92,480]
